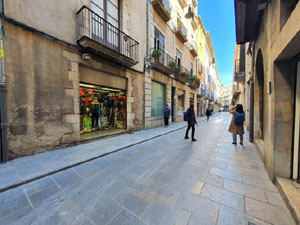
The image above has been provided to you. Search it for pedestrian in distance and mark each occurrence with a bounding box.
[205,108,211,122]
[163,104,170,127]
[228,104,245,145]
[184,104,197,141]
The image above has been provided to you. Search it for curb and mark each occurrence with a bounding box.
[0,116,209,193]
[275,177,300,225]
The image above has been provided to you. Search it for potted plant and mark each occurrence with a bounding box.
[151,49,162,63]
[168,61,176,70]
[189,76,200,89]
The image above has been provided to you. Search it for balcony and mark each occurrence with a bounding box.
[234,59,245,83]
[152,0,171,22]
[190,41,198,57]
[175,19,188,43]
[150,48,175,75]
[178,0,187,8]
[191,14,197,30]
[172,65,190,84]
[189,76,200,90]
[76,6,139,67]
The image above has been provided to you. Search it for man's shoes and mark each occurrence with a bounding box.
[192,139,197,141]
[240,143,243,145]
[185,136,189,139]
[232,142,237,145]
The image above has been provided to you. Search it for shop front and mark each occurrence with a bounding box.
[79,83,127,139]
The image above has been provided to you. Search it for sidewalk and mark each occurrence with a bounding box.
[0,115,209,193]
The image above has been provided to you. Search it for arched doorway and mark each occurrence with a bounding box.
[256,49,264,139]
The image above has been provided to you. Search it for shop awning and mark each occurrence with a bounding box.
[234,0,267,44]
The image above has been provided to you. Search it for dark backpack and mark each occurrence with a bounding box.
[234,112,245,125]
[184,111,189,121]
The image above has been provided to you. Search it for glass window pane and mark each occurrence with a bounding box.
[92,0,104,9]
[109,0,118,7]
[107,1,118,21]
[92,2,104,17]
[107,16,118,27]
[151,81,165,117]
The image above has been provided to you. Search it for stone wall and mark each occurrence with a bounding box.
[4,21,75,158]
[251,0,300,179]
[4,21,144,159]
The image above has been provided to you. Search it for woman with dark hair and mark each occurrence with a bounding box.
[228,104,245,145]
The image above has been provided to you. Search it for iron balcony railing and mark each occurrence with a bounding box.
[176,19,188,37]
[151,48,175,69]
[76,6,139,63]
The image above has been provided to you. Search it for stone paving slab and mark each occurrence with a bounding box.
[0,116,208,192]
[0,113,296,225]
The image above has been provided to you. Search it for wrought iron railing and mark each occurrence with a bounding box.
[151,48,175,68]
[76,6,139,63]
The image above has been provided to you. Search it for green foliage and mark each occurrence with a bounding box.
[151,49,162,58]
[189,76,199,81]
[168,61,176,68]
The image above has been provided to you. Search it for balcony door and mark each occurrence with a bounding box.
[154,28,165,64]
[91,0,119,52]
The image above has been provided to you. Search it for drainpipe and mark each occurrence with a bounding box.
[249,43,255,143]
[0,1,7,162]
[143,0,150,130]
[146,0,150,56]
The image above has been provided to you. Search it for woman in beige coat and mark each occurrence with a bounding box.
[228,104,245,145]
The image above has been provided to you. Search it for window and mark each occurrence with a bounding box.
[190,63,194,76]
[154,28,165,50]
[91,0,119,48]
[176,49,182,66]
[151,81,165,117]
[177,89,185,114]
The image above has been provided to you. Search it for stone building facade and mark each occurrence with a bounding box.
[235,0,300,181]
[145,0,200,129]
[0,0,220,161]
[0,0,146,160]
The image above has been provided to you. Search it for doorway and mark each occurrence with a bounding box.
[256,49,264,139]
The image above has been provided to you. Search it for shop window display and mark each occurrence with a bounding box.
[80,83,126,137]
[151,81,165,117]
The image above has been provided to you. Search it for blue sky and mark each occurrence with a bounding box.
[198,0,236,86]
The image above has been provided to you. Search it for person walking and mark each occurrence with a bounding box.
[228,104,245,145]
[163,104,170,127]
[205,108,211,122]
[184,104,197,141]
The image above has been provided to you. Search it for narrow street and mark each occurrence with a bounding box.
[0,113,295,225]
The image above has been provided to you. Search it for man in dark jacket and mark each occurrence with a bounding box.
[185,104,197,141]
[163,104,171,127]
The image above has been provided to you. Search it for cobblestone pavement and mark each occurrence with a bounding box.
[0,113,295,225]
